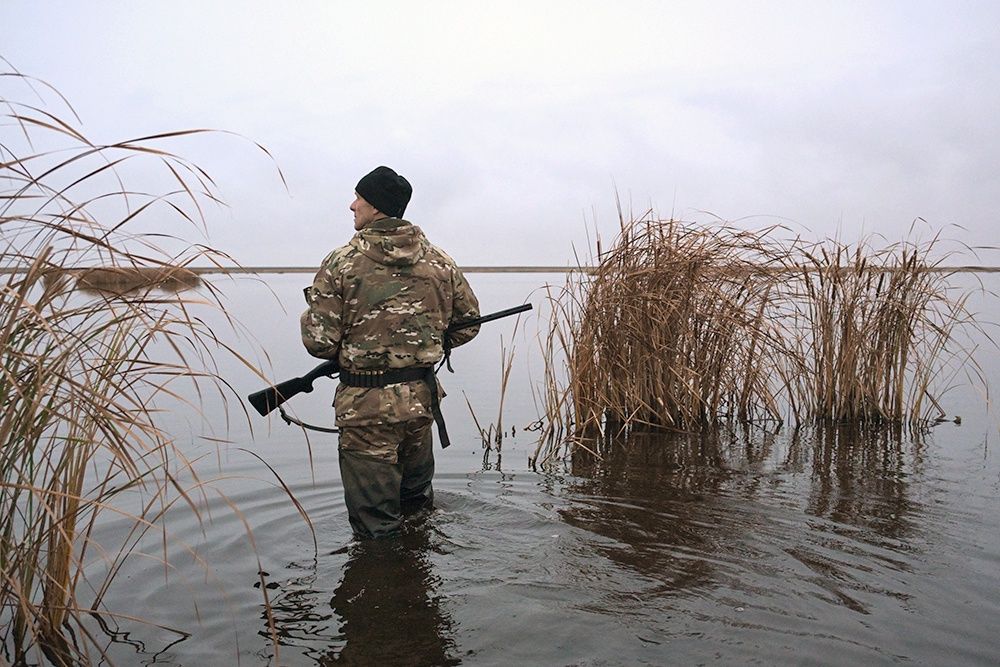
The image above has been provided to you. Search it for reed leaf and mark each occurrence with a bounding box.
[1,64,296,664]
[536,213,990,465]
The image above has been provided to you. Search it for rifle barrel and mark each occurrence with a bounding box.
[248,303,532,417]
[448,303,532,332]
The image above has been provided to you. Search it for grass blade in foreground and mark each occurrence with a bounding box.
[0,64,298,665]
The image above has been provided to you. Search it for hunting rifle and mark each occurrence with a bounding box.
[247,303,532,417]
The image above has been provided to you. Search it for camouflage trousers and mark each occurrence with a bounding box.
[337,417,435,539]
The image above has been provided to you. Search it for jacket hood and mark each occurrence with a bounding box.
[351,218,428,266]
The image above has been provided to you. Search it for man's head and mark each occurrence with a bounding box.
[351,166,412,230]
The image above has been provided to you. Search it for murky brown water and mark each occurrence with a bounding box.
[84,273,1000,665]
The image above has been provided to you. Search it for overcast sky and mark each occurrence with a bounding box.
[4,1,999,266]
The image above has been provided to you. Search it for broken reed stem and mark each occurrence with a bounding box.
[464,316,528,453]
[534,214,989,466]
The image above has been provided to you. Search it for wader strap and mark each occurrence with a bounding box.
[422,366,451,449]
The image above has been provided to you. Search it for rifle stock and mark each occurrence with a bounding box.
[247,303,531,417]
[247,359,339,416]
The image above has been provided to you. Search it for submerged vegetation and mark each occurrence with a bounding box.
[0,64,284,663]
[534,212,991,466]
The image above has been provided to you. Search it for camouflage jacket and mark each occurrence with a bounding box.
[301,217,480,426]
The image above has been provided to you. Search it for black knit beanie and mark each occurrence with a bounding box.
[355,166,412,218]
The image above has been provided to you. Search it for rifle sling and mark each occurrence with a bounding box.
[339,366,452,449]
[278,405,340,434]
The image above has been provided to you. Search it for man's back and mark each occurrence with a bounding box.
[299,165,479,538]
[311,217,478,371]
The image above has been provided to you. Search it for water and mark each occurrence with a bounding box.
[83,272,1000,666]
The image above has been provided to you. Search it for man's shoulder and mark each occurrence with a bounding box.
[421,242,462,272]
[319,241,362,272]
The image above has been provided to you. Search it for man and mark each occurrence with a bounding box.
[301,166,480,539]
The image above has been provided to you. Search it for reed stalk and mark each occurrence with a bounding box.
[542,214,799,438]
[792,232,982,425]
[1,64,288,664]
[535,213,989,465]
[464,326,524,457]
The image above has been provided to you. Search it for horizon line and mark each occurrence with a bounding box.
[188,265,593,274]
[5,264,1000,275]
[141,264,1000,275]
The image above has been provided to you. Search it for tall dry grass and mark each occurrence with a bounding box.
[792,232,983,424]
[534,213,989,466]
[536,213,800,447]
[1,65,289,664]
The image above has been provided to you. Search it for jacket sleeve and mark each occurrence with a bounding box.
[447,265,480,348]
[300,253,344,359]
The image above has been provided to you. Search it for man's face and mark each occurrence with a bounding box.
[350,194,382,230]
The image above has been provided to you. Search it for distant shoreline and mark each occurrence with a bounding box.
[4,265,1000,275]
[0,266,594,275]
[181,265,1000,275]
[186,266,596,274]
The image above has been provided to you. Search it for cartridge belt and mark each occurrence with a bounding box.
[338,365,453,449]
[339,366,431,388]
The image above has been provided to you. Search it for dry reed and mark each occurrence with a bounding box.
[465,322,526,464]
[792,232,982,424]
[539,213,800,440]
[534,213,989,466]
[1,64,292,664]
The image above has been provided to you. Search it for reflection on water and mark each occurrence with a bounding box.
[323,527,458,666]
[562,430,733,595]
[260,517,458,666]
[568,424,923,536]
[106,420,1000,665]
[796,425,922,539]
[559,424,928,618]
[558,428,804,611]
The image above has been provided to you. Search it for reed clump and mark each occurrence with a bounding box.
[71,265,202,293]
[542,215,800,440]
[534,214,987,466]
[1,65,279,664]
[793,234,979,424]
